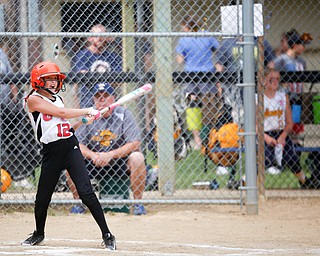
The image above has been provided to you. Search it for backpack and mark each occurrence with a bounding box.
[203,123,243,166]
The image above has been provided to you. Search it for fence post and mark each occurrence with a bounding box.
[242,0,259,215]
[257,36,266,197]
[154,0,175,196]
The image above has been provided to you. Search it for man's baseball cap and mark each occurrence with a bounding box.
[94,83,115,96]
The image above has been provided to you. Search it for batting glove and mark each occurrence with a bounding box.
[87,107,101,120]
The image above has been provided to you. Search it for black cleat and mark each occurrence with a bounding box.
[102,233,116,250]
[21,231,44,246]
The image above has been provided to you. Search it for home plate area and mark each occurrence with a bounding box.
[1,239,320,256]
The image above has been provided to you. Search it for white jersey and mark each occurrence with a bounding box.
[264,91,286,132]
[26,91,74,144]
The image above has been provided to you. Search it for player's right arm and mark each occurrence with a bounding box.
[27,95,96,119]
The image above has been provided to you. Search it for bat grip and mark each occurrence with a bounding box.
[82,106,111,124]
[82,116,89,124]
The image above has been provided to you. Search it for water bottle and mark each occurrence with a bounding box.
[275,144,283,167]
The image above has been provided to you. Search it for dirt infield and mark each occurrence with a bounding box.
[0,198,319,255]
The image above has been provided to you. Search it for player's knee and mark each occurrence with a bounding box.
[79,192,99,207]
[35,199,50,209]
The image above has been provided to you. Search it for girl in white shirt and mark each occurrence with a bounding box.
[262,68,310,188]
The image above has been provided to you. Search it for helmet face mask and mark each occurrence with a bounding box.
[31,62,66,94]
[42,76,63,94]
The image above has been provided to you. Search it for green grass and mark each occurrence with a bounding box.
[147,149,238,189]
[175,150,218,189]
[264,169,300,189]
[146,150,312,190]
[7,151,310,193]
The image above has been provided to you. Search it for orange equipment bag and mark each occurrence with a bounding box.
[202,123,243,166]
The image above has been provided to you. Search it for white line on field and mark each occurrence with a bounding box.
[0,239,319,256]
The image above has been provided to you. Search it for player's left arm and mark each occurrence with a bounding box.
[72,115,95,130]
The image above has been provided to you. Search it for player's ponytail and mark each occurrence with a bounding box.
[23,89,35,108]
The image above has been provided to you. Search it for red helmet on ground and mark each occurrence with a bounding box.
[30,62,66,93]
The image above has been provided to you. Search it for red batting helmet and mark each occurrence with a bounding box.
[30,62,66,93]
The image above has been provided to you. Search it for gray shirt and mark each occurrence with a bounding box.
[76,106,141,153]
[0,48,13,108]
[274,54,306,73]
[274,53,306,95]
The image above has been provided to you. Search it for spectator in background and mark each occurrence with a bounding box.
[215,36,242,125]
[0,46,38,189]
[0,46,19,137]
[70,83,147,215]
[0,47,18,106]
[273,31,319,188]
[219,36,275,70]
[215,36,275,124]
[176,15,220,150]
[0,46,18,153]
[71,24,122,108]
[273,30,312,135]
[274,29,298,57]
[260,68,316,188]
[134,36,154,133]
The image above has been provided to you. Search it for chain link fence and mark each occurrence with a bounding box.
[0,0,320,212]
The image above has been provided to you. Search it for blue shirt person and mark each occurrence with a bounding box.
[71,24,123,108]
[175,15,220,150]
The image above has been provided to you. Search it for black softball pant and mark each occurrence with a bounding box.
[34,135,110,236]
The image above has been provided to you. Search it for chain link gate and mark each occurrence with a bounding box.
[0,0,319,212]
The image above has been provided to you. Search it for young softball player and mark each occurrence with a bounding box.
[21,61,116,250]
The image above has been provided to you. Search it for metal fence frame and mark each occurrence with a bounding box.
[1,0,320,215]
